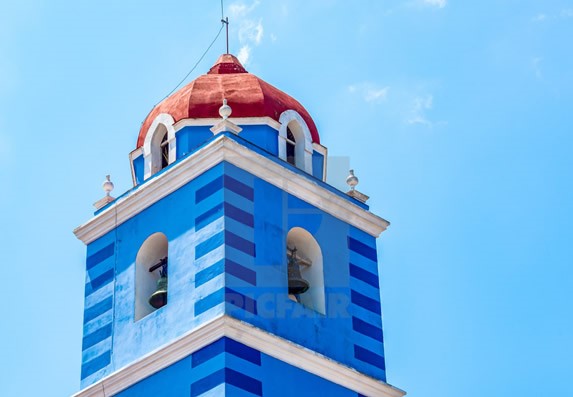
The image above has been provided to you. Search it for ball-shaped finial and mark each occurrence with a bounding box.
[102,175,114,196]
[219,98,232,120]
[346,169,359,190]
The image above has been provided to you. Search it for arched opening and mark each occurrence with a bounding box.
[285,121,306,170]
[160,132,169,170]
[135,233,168,321]
[286,227,325,314]
[150,124,169,176]
[286,127,296,166]
[279,110,314,174]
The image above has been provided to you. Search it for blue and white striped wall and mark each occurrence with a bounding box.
[79,154,387,390]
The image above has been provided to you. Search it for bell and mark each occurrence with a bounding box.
[288,248,310,295]
[148,276,168,309]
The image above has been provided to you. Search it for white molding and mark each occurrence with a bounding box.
[174,116,281,132]
[74,136,389,244]
[72,316,405,397]
[210,119,243,135]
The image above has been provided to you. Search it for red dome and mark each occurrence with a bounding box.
[137,54,320,147]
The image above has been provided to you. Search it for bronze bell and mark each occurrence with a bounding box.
[287,247,310,295]
[148,275,168,309]
[148,257,168,309]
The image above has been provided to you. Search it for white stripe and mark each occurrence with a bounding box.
[83,310,113,335]
[85,282,114,309]
[82,337,112,362]
[194,274,225,296]
[194,246,225,273]
[194,217,224,245]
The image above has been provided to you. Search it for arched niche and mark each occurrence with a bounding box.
[135,232,168,321]
[286,227,325,314]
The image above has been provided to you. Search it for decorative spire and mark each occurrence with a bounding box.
[210,98,242,135]
[345,169,370,203]
[102,175,114,196]
[346,169,358,191]
[219,98,232,120]
[94,175,116,210]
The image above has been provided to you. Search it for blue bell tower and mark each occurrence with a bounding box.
[73,54,405,397]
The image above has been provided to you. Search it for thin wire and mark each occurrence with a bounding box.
[153,22,225,108]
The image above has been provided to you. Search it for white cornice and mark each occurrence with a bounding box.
[174,116,281,131]
[71,315,405,397]
[74,136,389,244]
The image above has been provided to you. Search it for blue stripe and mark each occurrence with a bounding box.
[351,290,381,314]
[195,231,225,259]
[352,317,383,342]
[196,176,223,203]
[195,259,225,287]
[190,368,262,397]
[81,350,111,379]
[349,264,379,289]
[226,368,262,396]
[82,323,112,350]
[190,368,225,397]
[195,203,224,231]
[348,237,377,262]
[225,288,257,315]
[192,337,262,368]
[88,268,114,291]
[354,345,385,370]
[224,202,254,228]
[224,175,254,201]
[225,231,255,256]
[227,259,257,286]
[195,288,225,315]
[192,338,225,368]
[84,296,113,323]
[84,279,94,297]
[86,243,114,270]
[226,338,261,366]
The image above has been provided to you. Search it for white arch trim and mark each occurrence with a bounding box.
[143,114,177,180]
[278,110,313,174]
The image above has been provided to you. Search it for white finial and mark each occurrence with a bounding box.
[219,98,232,120]
[346,169,359,191]
[102,175,114,196]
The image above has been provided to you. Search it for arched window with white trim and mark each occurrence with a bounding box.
[143,114,176,180]
[279,110,314,174]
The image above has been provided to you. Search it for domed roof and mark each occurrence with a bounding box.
[137,54,320,147]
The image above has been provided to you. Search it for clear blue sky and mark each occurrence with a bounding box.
[1,1,572,396]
